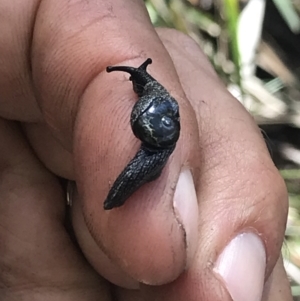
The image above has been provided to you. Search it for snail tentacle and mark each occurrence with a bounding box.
[106,58,163,97]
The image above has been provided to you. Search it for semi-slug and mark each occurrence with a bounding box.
[104,58,180,210]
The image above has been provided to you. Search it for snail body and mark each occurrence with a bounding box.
[104,58,180,210]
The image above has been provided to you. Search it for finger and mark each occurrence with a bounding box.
[70,182,139,289]
[113,287,142,301]
[110,253,293,301]
[262,256,293,301]
[0,118,108,300]
[0,0,42,121]
[23,122,74,179]
[26,0,200,285]
[139,29,288,301]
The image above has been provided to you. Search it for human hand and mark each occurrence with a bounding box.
[0,1,292,300]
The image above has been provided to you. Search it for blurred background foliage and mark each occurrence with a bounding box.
[144,0,300,299]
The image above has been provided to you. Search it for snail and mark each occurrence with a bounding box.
[103,58,180,210]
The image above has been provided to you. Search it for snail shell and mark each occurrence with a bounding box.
[131,94,180,149]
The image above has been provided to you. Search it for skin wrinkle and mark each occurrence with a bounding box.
[53,13,117,51]
[0,1,41,121]
[71,194,140,289]
[28,0,42,71]
[75,72,136,147]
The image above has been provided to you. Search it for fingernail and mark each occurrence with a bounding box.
[173,169,198,265]
[214,232,266,301]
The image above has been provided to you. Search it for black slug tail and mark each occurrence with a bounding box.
[103,144,175,210]
[106,58,155,96]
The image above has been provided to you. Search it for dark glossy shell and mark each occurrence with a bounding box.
[131,95,180,148]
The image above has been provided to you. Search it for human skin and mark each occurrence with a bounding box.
[0,1,292,301]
